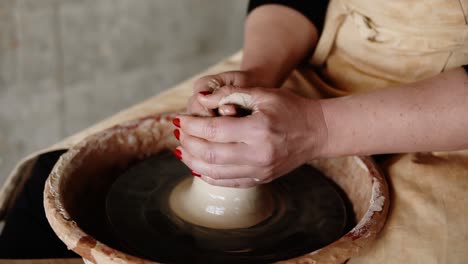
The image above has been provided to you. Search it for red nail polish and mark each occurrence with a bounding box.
[173,118,180,128]
[191,170,201,177]
[199,91,212,96]
[173,129,180,140]
[173,149,182,160]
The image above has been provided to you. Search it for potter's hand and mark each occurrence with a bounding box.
[175,86,328,188]
[187,71,265,117]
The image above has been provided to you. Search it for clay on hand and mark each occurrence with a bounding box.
[176,86,328,188]
[187,71,261,117]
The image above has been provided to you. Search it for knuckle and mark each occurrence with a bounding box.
[251,124,269,141]
[202,148,217,164]
[257,144,275,166]
[203,119,218,140]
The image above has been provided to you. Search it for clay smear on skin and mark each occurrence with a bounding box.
[218,93,254,110]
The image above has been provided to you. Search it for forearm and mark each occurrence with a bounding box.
[319,67,468,157]
[241,5,318,87]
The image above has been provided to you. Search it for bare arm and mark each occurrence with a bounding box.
[319,67,468,157]
[188,4,319,116]
[241,5,318,87]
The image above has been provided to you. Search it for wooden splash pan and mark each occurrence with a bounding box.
[44,113,389,264]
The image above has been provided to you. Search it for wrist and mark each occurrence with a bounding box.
[317,98,342,158]
[301,97,330,160]
[318,97,363,158]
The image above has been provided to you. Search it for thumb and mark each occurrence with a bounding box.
[197,86,258,111]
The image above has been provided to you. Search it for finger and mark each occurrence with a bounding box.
[177,147,257,180]
[187,96,215,117]
[193,75,223,92]
[177,115,254,143]
[198,86,257,110]
[180,131,259,165]
[201,176,261,188]
[195,91,246,117]
[197,90,239,116]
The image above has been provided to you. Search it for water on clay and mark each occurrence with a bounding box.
[106,151,353,264]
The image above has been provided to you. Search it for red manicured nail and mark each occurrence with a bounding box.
[173,129,180,140]
[191,170,201,177]
[173,149,182,160]
[173,118,180,128]
[199,91,212,96]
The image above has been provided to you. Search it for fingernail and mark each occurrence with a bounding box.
[173,149,182,160]
[199,91,212,96]
[173,129,180,140]
[191,170,201,177]
[172,118,180,128]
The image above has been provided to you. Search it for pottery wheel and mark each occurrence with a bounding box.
[106,151,350,264]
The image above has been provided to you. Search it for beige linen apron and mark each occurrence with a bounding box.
[2,0,467,262]
[298,0,468,263]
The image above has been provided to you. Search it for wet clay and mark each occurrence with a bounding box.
[169,177,275,229]
[106,151,352,264]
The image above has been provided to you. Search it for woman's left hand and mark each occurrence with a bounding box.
[173,86,328,188]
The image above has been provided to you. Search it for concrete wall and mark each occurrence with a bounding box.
[0,0,247,183]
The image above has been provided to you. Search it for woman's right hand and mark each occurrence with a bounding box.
[187,70,265,117]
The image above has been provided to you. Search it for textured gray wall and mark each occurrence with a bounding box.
[0,0,247,183]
